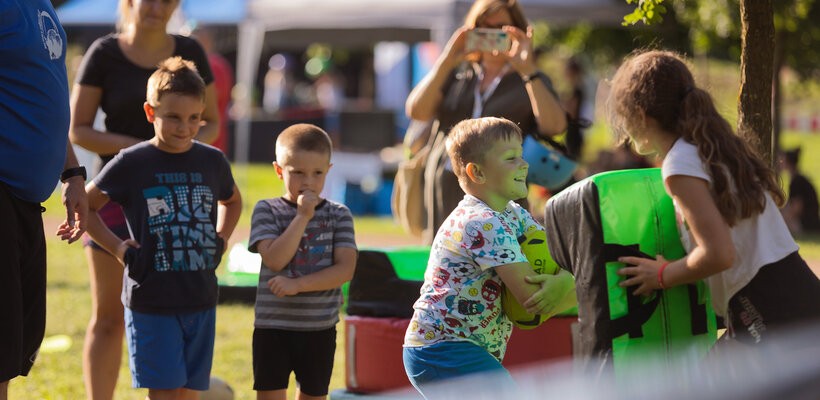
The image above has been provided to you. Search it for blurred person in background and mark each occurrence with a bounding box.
[562,56,591,160]
[68,0,218,398]
[405,0,567,244]
[263,53,293,113]
[781,148,820,235]
[194,25,234,155]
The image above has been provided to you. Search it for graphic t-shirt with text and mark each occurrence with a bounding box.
[94,142,235,314]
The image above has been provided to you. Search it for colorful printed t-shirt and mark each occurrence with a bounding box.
[404,195,541,361]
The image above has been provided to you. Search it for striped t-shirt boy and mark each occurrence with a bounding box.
[249,197,357,330]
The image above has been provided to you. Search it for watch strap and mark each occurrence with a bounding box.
[60,166,87,182]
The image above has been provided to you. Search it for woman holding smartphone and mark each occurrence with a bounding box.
[69,0,218,398]
[406,0,566,244]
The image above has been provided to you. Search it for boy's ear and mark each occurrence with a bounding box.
[272,161,283,179]
[143,102,156,123]
[465,162,484,184]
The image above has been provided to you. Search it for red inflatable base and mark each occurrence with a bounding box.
[344,315,576,394]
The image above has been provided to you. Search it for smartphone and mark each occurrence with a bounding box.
[465,28,511,53]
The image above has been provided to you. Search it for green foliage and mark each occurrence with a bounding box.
[623,0,669,26]
[776,0,820,80]
[531,21,690,73]
[8,237,347,399]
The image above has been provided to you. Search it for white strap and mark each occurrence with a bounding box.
[471,63,510,119]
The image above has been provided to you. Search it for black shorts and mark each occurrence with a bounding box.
[252,327,337,396]
[725,251,820,345]
[0,182,47,381]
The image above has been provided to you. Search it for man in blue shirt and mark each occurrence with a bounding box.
[0,1,88,397]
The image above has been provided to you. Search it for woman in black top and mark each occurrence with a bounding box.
[68,0,218,398]
[406,0,566,244]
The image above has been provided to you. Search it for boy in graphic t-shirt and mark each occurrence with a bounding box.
[84,56,242,398]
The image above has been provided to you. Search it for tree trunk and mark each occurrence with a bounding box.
[772,28,787,163]
[738,0,775,166]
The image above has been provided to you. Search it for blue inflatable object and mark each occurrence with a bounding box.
[522,135,577,190]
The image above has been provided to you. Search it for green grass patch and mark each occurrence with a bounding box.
[25,129,819,398]
[9,237,345,399]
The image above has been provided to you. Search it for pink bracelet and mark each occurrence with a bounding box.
[657,262,670,290]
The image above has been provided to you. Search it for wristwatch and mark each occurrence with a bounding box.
[60,166,87,182]
[521,71,541,84]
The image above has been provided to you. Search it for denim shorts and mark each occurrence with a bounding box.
[403,341,514,398]
[125,307,216,390]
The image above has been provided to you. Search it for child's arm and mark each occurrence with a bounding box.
[267,246,357,297]
[497,263,574,317]
[617,175,735,296]
[524,270,577,316]
[216,184,242,242]
[84,182,140,263]
[256,191,320,272]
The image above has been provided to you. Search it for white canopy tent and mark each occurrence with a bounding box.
[57,0,629,163]
[233,0,629,163]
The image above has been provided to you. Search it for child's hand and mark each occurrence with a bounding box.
[617,255,668,296]
[522,269,575,316]
[114,239,141,266]
[296,190,320,219]
[267,276,301,297]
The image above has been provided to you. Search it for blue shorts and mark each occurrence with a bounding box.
[125,307,216,390]
[403,341,514,398]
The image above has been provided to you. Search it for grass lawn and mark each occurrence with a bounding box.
[11,129,820,399]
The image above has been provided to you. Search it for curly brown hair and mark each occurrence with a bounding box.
[607,50,784,226]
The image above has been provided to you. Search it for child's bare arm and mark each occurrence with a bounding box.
[216,184,242,242]
[255,215,311,272]
[524,270,576,316]
[495,262,542,304]
[496,262,574,317]
[618,175,735,295]
[256,191,320,272]
[267,247,357,297]
[84,182,139,262]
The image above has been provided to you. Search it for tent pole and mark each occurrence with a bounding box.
[235,20,265,165]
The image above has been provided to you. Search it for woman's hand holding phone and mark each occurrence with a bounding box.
[503,25,537,76]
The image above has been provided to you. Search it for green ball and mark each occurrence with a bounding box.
[501,228,559,330]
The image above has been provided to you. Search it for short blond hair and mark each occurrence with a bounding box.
[146,56,205,107]
[275,123,333,162]
[446,117,522,182]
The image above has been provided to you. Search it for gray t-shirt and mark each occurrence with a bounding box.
[94,141,235,314]
[249,197,357,330]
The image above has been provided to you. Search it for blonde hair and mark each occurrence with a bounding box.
[275,124,333,162]
[446,117,522,183]
[607,50,784,226]
[464,0,528,30]
[146,56,205,106]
